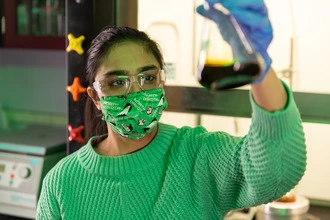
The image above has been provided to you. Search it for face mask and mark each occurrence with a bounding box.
[99,88,168,140]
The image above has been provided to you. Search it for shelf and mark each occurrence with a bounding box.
[164,86,330,124]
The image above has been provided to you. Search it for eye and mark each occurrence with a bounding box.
[144,74,155,82]
[111,78,127,87]
[101,76,128,91]
[140,69,159,84]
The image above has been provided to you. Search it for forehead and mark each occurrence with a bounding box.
[97,41,159,75]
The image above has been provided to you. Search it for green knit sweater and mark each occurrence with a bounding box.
[36,88,307,220]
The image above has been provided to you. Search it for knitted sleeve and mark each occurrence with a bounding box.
[36,165,62,219]
[202,82,307,213]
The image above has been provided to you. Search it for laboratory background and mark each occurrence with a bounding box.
[0,0,329,219]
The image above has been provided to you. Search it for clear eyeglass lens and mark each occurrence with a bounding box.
[96,69,162,96]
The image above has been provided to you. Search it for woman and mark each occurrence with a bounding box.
[36,1,307,219]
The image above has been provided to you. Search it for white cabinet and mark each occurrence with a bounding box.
[266,0,330,93]
[138,0,200,87]
[298,123,330,201]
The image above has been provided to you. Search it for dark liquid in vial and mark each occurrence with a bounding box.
[198,62,261,90]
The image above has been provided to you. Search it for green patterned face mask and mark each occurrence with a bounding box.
[100,88,168,140]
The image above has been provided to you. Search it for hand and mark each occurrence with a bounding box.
[196,0,273,84]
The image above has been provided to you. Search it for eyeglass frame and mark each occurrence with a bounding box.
[92,68,166,96]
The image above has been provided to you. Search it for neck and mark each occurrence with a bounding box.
[95,125,158,156]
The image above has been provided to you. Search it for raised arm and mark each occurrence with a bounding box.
[251,68,287,112]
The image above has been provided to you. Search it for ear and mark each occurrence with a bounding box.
[87,87,102,110]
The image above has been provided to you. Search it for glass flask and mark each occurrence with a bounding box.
[197,4,264,90]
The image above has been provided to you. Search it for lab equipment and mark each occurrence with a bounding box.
[196,3,264,90]
[0,125,66,219]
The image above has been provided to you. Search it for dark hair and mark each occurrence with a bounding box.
[84,26,164,142]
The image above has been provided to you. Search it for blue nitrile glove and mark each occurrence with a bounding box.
[196,0,273,84]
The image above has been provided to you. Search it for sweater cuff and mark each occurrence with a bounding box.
[249,81,302,140]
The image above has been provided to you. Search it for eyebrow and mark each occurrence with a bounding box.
[103,65,159,77]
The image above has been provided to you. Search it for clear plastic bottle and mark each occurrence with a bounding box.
[197,3,265,90]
